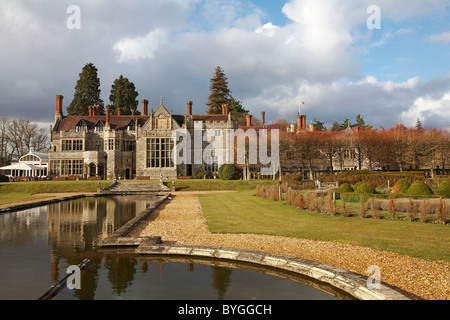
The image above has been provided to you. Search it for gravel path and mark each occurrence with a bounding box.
[132,191,450,300]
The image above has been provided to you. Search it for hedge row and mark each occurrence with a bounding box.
[319,171,448,189]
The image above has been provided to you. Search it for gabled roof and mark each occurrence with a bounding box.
[54,115,150,132]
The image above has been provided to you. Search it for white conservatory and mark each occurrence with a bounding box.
[0,150,48,180]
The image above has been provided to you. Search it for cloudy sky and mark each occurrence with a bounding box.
[1,0,450,130]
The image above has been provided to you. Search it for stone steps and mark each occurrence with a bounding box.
[101,181,171,194]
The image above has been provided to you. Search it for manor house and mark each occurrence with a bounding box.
[49,95,239,180]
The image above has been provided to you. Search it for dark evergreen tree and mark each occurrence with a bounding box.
[109,75,140,115]
[313,118,325,131]
[355,114,367,128]
[67,63,103,116]
[340,118,352,130]
[228,95,249,126]
[416,118,423,130]
[206,66,231,114]
[331,121,341,131]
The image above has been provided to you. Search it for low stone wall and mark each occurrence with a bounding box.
[135,243,410,301]
[98,193,171,247]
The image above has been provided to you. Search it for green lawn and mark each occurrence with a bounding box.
[199,190,450,262]
[164,179,280,191]
[0,180,112,206]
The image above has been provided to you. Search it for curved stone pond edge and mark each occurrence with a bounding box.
[135,243,410,301]
[0,192,411,300]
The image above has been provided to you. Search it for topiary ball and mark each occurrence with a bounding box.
[354,182,376,196]
[392,179,410,194]
[221,164,241,180]
[437,178,450,198]
[406,181,433,196]
[337,183,354,193]
[353,181,363,191]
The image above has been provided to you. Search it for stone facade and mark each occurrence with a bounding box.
[49,95,239,180]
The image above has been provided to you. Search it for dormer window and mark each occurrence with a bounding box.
[95,120,105,132]
[76,119,88,132]
[127,119,136,131]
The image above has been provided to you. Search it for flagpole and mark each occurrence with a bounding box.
[299,101,305,115]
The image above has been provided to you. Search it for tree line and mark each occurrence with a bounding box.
[277,123,449,179]
[0,116,49,166]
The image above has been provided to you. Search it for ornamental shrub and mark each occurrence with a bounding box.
[218,165,225,179]
[353,181,364,191]
[220,164,241,180]
[406,181,433,196]
[354,182,376,196]
[337,183,354,194]
[196,171,213,179]
[392,179,410,194]
[437,178,450,198]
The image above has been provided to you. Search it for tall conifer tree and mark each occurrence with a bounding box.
[67,63,103,116]
[206,66,231,114]
[109,75,139,115]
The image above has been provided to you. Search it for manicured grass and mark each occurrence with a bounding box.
[0,180,112,206]
[199,190,450,262]
[164,179,280,191]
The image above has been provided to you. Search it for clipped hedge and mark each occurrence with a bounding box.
[220,164,241,181]
[337,183,354,193]
[392,179,410,194]
[407,181,434,196]
[437,178,450,198]
[354,182,376,196]
[319,171,427,188]
[196,171,214,179]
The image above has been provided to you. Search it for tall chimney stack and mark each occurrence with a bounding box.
[261,111,266,127]
[117,107,122,116]
[187,101,193,116]
[222,104,229,115]
[297,115,302,131]
[55,95,64,123]
[142,99,148,116]
[246,114,252,127]
[105,106,111,127]
[302,115,306,129]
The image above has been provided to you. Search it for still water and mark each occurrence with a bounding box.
[0,196,346,300]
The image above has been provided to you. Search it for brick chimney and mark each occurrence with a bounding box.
[105,106,111,127]
[222,104,229,115]
[142,99,148,116]
[55,95,64,123]
[297,115,302,131]
[261,111,266,127]
[246,114,252,127]
[117,107,123,116]
[187,101,193,116]
[302,115,306,129]
[131,109,135,116]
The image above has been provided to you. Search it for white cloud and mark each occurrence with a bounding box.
[254,22,280,37]
[402,92,450,127]
[427,31,450,44]
[114,29,167,62]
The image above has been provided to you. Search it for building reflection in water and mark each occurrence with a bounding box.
[0,195,343,300]
[44,195,161,300]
